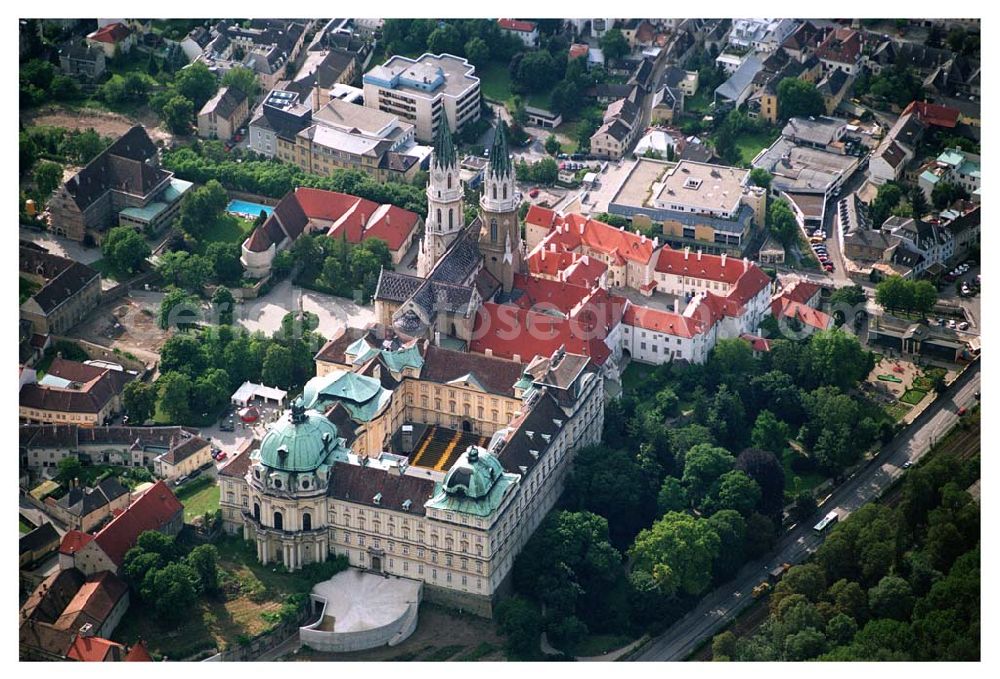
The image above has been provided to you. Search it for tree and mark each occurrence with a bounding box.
[713,631,738,661]
[744,512,777,558]
[174,61,218,109]
[206,241,243,284]
[791,490,817,522]
[706,384,747,451]
[123,380,157,424]
[736,448,786,519]
[102,225,150,274]
[931,180,969,210]
[777,77,825,120]
[867,575,914,621]
[708,509,747,581]
[784,628,827,660]
[178,179,229,237]
[630,512,721,597]
[186,544,220,594]
[147,561,199,624]
[495,596,542,658]
[160,334,208,377]
[157,251,213,292]
[705,470,761,516]
[33,160,63,198]
[749,168,772,190]
[909,185,929,220]
[805,329,874,391]
[212,286,236,325]
[600,29,629,62]
[751,410,791,455]
[56,456,83,485]
[158,288,200,330]
[544,134,561,156]
[829,284,866,308]
[682,443,734,505]
[99,74,128,104]
[261,343,294,388]
[912,280,938,316]
[869,183,903,228]
[427,24,463,56]
[157,371,194,423]
[464,37,490,67]
[657,476,687,514]
[221,66,259,99]
[511,50,559,92]
[162,95,195,134]
[768,198,799,246]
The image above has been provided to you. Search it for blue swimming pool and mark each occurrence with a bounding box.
[227,199,274,219]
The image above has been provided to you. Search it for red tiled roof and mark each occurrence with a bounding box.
[655,248,749,284]
[816,27,861,64]
[538,213,656,266]
[294,187,420,252]
[902,100,960,129]
[781,281,821,306]
[59,530,94,556]
[509,273,592,315]
[56,571,128,632]
[560,255,607,288]
[525,205,559,230]
[67,635,124,662]
[89,22,130,44]
[498,18,537,33]
[569,44,590,60]
[740,332,772,352]
[244,226,274,253]
[125,640,153,661]
[93,480,182,566]
[771,298,833,331]
[623,304,701,338]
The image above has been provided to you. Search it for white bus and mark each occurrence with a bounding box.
[813,510,840,534]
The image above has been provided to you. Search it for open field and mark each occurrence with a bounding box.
[175,476,221,521]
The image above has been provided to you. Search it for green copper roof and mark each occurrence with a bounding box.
[488,120,512,178]
[300,370,391,422]
[346,337,378,365]
[380,345,424,373]
[427,447,519,517]
[432,120,457,170]
[257,402,347,472]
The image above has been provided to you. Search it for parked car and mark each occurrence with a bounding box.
[174,475,189,486]
[958,321,970,331]
[957,407,968,416]
[902,460,913,469]
[948,319,958,329]
[216,451,228,461]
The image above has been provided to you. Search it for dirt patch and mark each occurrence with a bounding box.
[289,603,506,662]
[22,104,174,145]
[68,292,173,361]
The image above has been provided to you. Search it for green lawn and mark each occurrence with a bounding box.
[20,276,40,304]
[684,89,713,116]
[884,401,912,421]
[197,214,255,250]
[900,388,928,406]
[782,449,828,501]
[479,62,514,103]
[733,128,781,166]
[20,516,35,534]
[88,258,125,283]
[175,476,220,522]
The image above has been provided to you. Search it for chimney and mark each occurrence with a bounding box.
[743,257,749,272]
[550,243,556,252]
[721,253,727,267]
[673,298,679,313]
[653,236,659,248]
[580,221,585,235]
[697,250,702,261]
[641,234,646,244]
[434,330,441,346]
[684,246,690,260]
[582,255,589,265]
[541,248,546,261]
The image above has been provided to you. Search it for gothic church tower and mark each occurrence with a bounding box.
[417,122,464,279]
[478,121,523,293]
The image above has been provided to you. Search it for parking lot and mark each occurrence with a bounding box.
[236,279,375,339]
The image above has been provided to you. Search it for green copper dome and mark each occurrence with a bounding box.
[442,446,505,499]
[258,402,342,472]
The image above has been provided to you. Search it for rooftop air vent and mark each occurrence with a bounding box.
[373,492,382,505]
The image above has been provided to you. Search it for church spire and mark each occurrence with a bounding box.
[488,120,512,178]
[432,120,457,170]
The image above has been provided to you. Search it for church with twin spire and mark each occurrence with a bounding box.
[374,119,524,346]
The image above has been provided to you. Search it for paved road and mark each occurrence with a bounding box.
[823,156,871,285]
[632,361,980,661]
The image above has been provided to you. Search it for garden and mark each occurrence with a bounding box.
[175,476,221,523]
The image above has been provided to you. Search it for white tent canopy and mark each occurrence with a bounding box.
[231,381,288,407]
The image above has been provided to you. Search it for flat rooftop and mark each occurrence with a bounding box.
[782,116,847,147]
[654,160,749,212]
[754,138,858,193]
[365,53,478,99]
[610,158,674,208]
[313,99,410,138]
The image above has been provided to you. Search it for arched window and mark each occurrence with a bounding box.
[253,502,260,521]
[502,184,507,200]
[303,512,312,531]
[273,511,283,530]
[436,208,441,226]
[490,219,498,242]
[492,184,497,200]
[449,208,454,228]
[447,174,452,189]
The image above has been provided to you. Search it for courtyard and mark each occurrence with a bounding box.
[236,279,375,340]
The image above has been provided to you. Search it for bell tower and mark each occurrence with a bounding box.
[417,121,463,279]
[478,121,523,293]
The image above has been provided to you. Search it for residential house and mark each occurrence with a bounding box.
[815,27,862,75]
[48,477,131,533]
[715,54,764,108]
[152,434,213,481]
[19,246,101,336]
[938,204,980,259]
[651,66,698,124]
[816,68,853,115]
[498,19,539,48]
[868,111,927,184]
[85,22,132,58]
[249,87,315,158]
[19,424,202,473]
[884,216,955,276]
[58,43,106,80]
[19,569,130,661]
[19,522,60,569]
[781,21,826,63]
[241,187,422,278]
[197,86,250,141]
[57,480,184,576]
[47,126,192,242]
[19,359,134,427]
[590,87,642,159]
[729,18,800,52]
[918,147,981,203]
[194,20,310,91]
